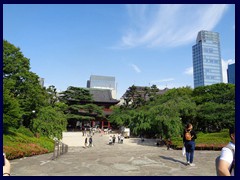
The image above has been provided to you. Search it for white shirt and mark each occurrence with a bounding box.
[220,142,235,176]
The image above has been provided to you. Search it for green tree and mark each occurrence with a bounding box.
[3,82,23,132]
[31,106,67,139]
[59,86,104,127]
[3,40,49,129]
[193,83,235,132]
[46,85,59,107]
[110,86,194,138]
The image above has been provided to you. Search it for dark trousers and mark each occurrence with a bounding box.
[184,141,195,163]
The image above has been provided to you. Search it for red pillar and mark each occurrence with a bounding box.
[102,121,104,129]
[108,121,110,129]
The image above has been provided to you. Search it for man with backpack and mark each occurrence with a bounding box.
[183,123,197,166]
[216,126,235,176]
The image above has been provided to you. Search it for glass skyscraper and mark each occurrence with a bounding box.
[192,30,223,88]
[227,63,235,84]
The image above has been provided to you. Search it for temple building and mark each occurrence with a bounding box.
[67,88,119,131]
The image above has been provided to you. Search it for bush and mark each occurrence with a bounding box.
[16,126,34,137]
[3,128,55,160]
[171,129,230,150]
[3,144,49,160]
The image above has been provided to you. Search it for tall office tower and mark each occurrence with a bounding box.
[192,30,223,88]
[227,63,235,84]
[87,75,117,99]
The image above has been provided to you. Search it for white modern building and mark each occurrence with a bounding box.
[87,75,117,99]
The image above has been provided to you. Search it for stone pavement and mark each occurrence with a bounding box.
[10,132,220,176]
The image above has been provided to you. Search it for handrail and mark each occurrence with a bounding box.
[52,140,68,160]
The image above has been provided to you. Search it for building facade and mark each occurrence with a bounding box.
[87,75,117,99]
[192,30,223,88]
[67,88,119,131]
[227,63,235,84]
[38,77,44,87]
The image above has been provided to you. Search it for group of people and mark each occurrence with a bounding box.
[82,128,96,137]
[109,134,124,145]
[182,123,235,176]
[84,136,93,148]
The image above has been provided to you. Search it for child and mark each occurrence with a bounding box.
[167,138,172,150]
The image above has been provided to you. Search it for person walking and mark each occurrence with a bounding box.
[117,133,120,143]
[183,123,197,166]
[120,135,124,144]
[217,126,235,176]
[112,135,116,145]
[89,136,93,147]
[84,137,88,148]
[109,135,113,145]
[166,138,172,150]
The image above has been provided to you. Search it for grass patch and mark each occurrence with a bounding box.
[171,129,229,150]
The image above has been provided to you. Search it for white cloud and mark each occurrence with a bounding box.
[222,59,235,83]
[120,4,228,48]
[184,67,193,75]
[130,63,141,73]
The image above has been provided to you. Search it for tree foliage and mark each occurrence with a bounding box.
[3,40,67,138]
[110,85,234,138]
[3,40,49,129]
[31,106,67,139]
[122,85,160,109]
[193,83,235,132]
[59,86,104,125]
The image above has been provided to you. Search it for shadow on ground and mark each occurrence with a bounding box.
[127,138,166,148]
[159,155,186,165]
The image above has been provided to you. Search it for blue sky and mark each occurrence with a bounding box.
[3,4,235,99]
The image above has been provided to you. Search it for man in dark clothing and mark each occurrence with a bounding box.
[112,135,116,145]
[183,123,197,166]
[89,136,93,147]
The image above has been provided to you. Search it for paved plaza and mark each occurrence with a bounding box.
[10,132,220,176]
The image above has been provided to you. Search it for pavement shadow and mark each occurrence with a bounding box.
[127,138,165,148]
[159,155,187,165]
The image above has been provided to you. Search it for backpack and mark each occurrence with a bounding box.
[215,144,235,176]
[185,131,192,141]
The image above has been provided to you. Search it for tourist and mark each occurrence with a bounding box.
[166,138,172,150]
[112,135,116,145]
[109,135,113,145]
[217,126,235,176]
[120,135,124,144]
[85,137,88,148]
[117,133,121,143]
[183,123,197,166]
[89,136,93,147]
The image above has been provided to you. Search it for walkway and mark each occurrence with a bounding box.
[10,132,220,176]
